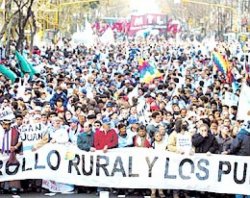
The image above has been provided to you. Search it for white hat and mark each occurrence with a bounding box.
[34,106,42,112]
[125,80,130,84]
[34,114,41,119]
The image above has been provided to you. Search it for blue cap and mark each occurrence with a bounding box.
[69,117,79,124]
[128,117,139,125]
[102,116,111,125]
[81,89,87,94]
[106,102,114,108]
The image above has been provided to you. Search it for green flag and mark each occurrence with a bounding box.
[0,64,17,83]
[15,51,37,78]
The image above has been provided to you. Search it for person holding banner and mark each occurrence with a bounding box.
[93,116,118,195]
[76,121,95,194]
[215,125,233,154]
[117,123,133,148]
[93,116,118,152]
[77,122,94,152]
[131,124,151,197]
[133,125,151,148]
[32,116,66,151]
[68,117,82,145]
[0,118,21,196]
[151,131,167,198]
[223,121,250,198]
[168,119,193,198]
[168,119,193,155]
[32,116,74,194]
[16,113,45,193]
[192,123,219,155]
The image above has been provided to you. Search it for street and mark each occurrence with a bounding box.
[3,192,153,198]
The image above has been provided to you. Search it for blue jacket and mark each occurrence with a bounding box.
[229,128,250,156]
[49,92,68,109]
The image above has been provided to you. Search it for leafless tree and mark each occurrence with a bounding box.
[13,0,35,52]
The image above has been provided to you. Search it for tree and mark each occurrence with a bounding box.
[0,0,36,55]
[13,0,35,52]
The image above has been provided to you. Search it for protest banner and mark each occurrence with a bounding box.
[223,91,238,107]
[237,83,250,121]
[0,144,249,195]
[129,14,168,36]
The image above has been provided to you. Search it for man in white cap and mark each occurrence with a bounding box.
[68,117,82,145]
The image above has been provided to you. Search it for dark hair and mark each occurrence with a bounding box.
[151,111,161,118]
[138,125,146,131]
[49,111,57,117]
[117,123,126,129]
[175,119,183,133]
[94,120,102,126]
[15,114,23,119]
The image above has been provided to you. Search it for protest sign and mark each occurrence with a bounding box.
[0,144,249,195]
[176,133,192,153]
[0,107,15,121]
[19,123,47,152]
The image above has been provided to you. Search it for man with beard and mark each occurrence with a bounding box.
[0,118,21,196]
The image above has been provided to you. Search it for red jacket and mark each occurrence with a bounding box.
[94,128,118,150]
[133,135,151,148]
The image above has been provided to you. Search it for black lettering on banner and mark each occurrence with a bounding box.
[164,158,177,179]
[128,156,139,177]
[96,155,110,176]
[146,156,158,177]
[21,157,32,171]
[0,160,3,175]
[196,159,209,180]
[6,164,19,175]
[35,153,46,169]
[22,158,25,171]
[47,150,60,171]
[111,156,126,177]
[218,161,231,182]
[82,155,93,176]
[68,154,80,175]
[234,162,247,184]
[22,158,26,171]
[179,159,194,180]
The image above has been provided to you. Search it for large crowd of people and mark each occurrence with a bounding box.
[0,35,250,198]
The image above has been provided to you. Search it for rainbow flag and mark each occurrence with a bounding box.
[138,58,162,84]
[212,51,230,75]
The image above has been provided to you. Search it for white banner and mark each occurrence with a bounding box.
[223,91,238,107]
[237,83,250,121]
[0,144,250,195]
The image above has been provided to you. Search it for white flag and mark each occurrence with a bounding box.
[237,83,250,121]
[128,84,139,106]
